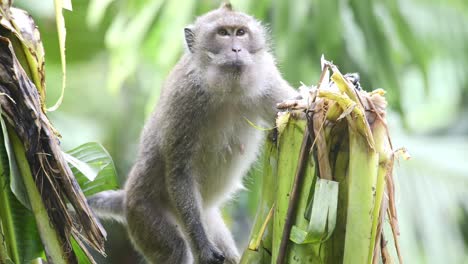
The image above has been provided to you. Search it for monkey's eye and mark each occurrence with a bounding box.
[218,28,229,36]
[236,29,246,36]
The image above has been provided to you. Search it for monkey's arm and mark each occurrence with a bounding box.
[259,68,300,120]
[273,76,299,101]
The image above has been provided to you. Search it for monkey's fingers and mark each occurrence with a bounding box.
[276,99,308,110]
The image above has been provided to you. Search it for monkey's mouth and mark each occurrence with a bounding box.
[222,60,245,71]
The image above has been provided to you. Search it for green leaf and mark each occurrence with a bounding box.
[63,151,101,181]
[70,236,92,264]
[30,258,47,264]
[66,142,119,196]
[290,178,339,244]
[48,0,68,111]
[1,107,30,210]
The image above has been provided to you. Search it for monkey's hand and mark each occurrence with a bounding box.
[276,84,315,111]
[276,97,306,110]
[199,245,225,264]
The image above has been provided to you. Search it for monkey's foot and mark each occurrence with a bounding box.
[222,251,240,264]
[223,256,240,264]
[198,246,225,264]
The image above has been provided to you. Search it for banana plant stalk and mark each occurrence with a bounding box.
[241,57,402,264]
[0,1,112,263]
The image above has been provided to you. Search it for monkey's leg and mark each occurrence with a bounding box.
[126,202,192,264]
[205,208,240,264]
[166,164,226,264]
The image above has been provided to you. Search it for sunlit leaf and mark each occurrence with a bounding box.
[47,0,68,111]
[66,142,119,196]
[0,107,29,210]
[63,151,101,181]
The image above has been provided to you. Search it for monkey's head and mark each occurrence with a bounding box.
[184,3,268,73]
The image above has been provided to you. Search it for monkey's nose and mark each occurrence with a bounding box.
[232,48,242,53]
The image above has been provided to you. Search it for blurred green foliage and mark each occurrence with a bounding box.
[15,0,468,263]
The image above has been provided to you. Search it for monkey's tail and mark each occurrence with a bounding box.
[87,190,126,224]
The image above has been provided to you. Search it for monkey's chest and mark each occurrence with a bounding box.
[194,113,264,207]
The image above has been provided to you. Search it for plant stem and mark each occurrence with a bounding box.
[343,129,378,264]
[7,126,68,264]
[276,127,311,264]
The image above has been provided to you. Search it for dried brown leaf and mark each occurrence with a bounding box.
[0,37,106,262]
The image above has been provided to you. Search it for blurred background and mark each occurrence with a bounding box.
[15,0,468,263]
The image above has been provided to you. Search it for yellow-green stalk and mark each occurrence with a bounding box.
[7,126,67,264]
[240,134,277,264]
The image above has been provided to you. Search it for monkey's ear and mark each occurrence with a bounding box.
[184,26,195,53]
[219,2,233,11]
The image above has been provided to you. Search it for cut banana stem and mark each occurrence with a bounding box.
[343,126,379,264]
[240,135,277,264]
[369,118,392,264]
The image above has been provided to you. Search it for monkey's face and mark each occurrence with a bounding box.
[185,8,267,73]
[201,24,262,70]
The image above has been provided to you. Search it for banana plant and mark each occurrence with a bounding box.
[241,58,406,264]
[0,1,118,263]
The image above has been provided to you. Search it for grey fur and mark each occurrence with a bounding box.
[89,4,297,264]
[87,190,126,223]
